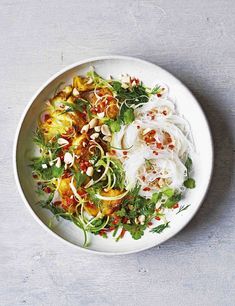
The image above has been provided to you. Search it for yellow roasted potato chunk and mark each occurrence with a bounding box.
[100,189,123,215]
[72,134,87,155]
[106,99,119,119]
[84,202,99,217]
[57,178,72,198]
[73,76,95,91]
[62,85,73,98]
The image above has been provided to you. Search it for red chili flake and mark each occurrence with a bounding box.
[151,116,155,120]
[119,228,126,238]
[155,216,161,221]
[142,176,146,181]
[123,151,128,155]
[44,114,50,121]
[157,93,162,97]
[113,216,120,225]
[37,182,41,186]
[62,171,72,178]
[143,187,151,191]
[137,125,140,129]
[108,226,115,231]
[131,78,140,85]
[162,110,167,116]
[106,96,113,102]
[153,151,158,155]
[66,197,76,206]
[62,144,71,151]
[150,130,156,135]
[153,170,157,174]
[110,149,116,155]
[97,105,102,113]
[32,174,38,179]
[157,143,162,149]
[169,144,175,150]
[173,203,179,209]
[54,201,62,206]
[148,222,153,226]
[43,187,51,193]
[99,230,106,236]
[122,217,129,224]
[78,189,87,197]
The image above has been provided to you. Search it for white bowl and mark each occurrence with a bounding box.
[13,56,213,255]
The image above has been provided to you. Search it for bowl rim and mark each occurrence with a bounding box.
[13,55,214,255]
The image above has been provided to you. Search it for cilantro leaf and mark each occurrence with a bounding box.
[150,192,161,203]
[72,169,87,188]
[123,224,145,240]
[123,108,135,124]
[106,119,121,133]
[184,178,196,189]
[111,81,149,105]
[116,207,126,217]
[164,193,181,208]
[162,188,174,197]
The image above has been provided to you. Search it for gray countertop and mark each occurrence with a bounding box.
[0,1,234,305]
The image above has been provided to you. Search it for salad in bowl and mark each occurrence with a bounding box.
[31,67,196,247]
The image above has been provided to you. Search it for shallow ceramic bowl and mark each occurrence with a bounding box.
[13,56,213,255]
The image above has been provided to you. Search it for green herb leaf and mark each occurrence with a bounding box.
[163,188,174,197]
[123,108,135,124]
[150,192,161,204]
[107,119,121,133]
[185,157,192,173]
[176,204,190,214]
[150,85,161,95]
[150,222,170,234]
[72,169,87,188]
[164,193,182,208]
[87,70,112,88]
[184,178,196,189]
[111,81,149,105]
[123,224,145,240]
[116,207,126,217]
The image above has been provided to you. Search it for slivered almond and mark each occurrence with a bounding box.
[90,133,99,140]
[86,166,94,177]
[57,138,69,146]
[72,88,79,96]
[89,118,98,129]
[103,135,112,142]
[97,112,105,118]
[55,157,61,168]
[94,126,101,132]
[64,152,73,165]
[142,128,151,135]
[101,124,111,136]
[138,215,145,225]
[81,124,89,134]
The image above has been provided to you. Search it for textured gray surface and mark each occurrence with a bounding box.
[0,1,235,305]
